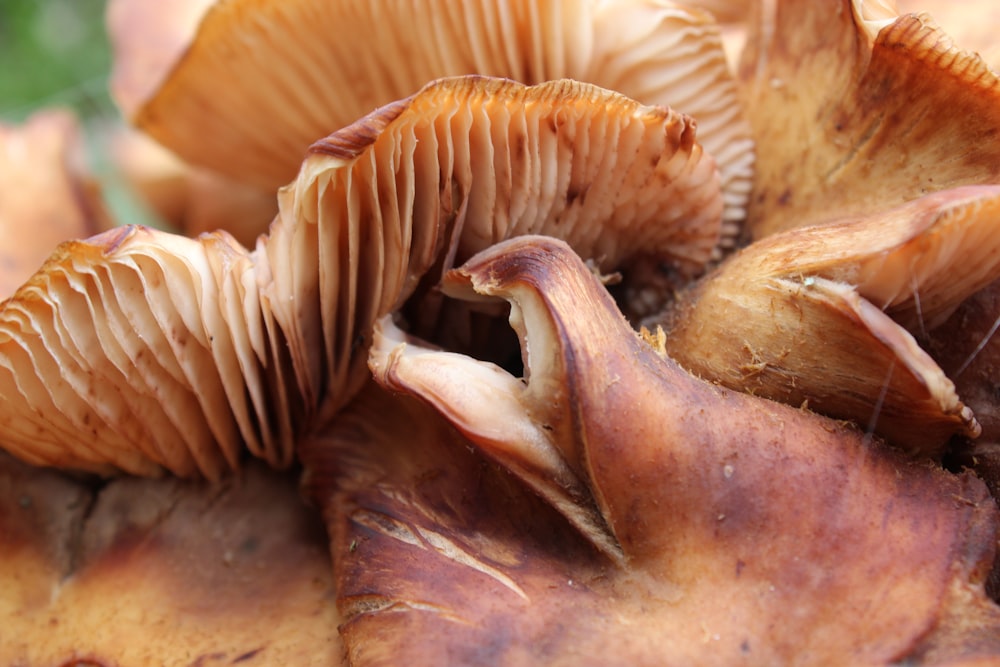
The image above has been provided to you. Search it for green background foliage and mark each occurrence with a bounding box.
[0,0,163,228]
[0,0,112,123]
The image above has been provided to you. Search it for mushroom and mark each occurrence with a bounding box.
[926,282,1000,517]
[107,0,753,244]
[0,110,110,299]
[679,0,747,22]
[5,1,1000,663]
[740,0,1000,239]
[0,76,722,477]
[298,235,1000,664]
[896,0,1000,70]
[653,185,1000,453]
[0,451,341,665]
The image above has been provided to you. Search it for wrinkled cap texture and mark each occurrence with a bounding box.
[296,236,1000,665]
[0,452,342,665]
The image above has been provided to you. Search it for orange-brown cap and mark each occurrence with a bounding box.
[740,0,1000,239]
[341,234,1000,663]
[108,0,752,242]
[656,186,1000,453]
[0,453,341,665]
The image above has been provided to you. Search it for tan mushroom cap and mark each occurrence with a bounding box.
[305,235,1000,664]
[0,226,291,478]
[654,185,1000,454]
[0,76,721,477]
[0,110,109,299]
[740,0,1000,239]
[267,76,722,422]
[928,282,1000,447]
[0,453,342,666]
[106,0,215,117]
[109,0,752,242]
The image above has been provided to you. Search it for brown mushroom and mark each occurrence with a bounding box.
[108,0,752,243]
[896,0,1000,71]
[0,76,722,477]
[653,185,1000,453]
[6,3,1000,664]
[267,76,722,423]
[0,451,341,665]
[298,235,1000,664]
[739,0,1000,239]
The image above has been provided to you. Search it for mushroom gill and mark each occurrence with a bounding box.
[927,282,1000,518]
[896,0,1000,71]
[0,76,721,477]
[298,235,1000,665]
[7,2,1000,663]
[740,0,1000,239]
[268,76,721,423]
[107,0,752,242]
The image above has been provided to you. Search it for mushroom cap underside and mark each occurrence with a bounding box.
[109,0,752,241]
[0,76,722,479]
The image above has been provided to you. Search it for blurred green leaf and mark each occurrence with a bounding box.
[0,0,113,123]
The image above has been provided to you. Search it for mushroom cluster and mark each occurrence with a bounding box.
[3,0,1000,665]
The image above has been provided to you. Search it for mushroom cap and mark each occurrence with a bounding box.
[929,281,1000,445]
[656,185,1000,453]
[740,0,1000,239]
[0,76,721,477]
[304,234,1000,664]
[106,0,215,118]
[263,75,722,424]
[0,225,293,478]
[896,0,1000,71]
[683,0,750,23]
[0,452,341,665]
[0,110,108,299]
[108,0,752,241]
